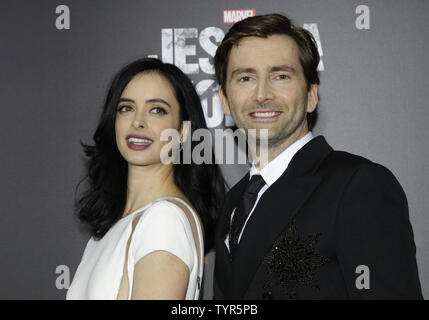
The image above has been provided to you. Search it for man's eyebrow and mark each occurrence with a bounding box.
[230,68,257,78]
[270,65,297,74]
[230,65,298,78]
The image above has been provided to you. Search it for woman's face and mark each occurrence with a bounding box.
[115,72,181,167]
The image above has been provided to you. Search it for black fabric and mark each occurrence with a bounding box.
[229,174,266,257]
[214,136,423,299]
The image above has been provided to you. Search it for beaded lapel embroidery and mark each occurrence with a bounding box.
[262,220,329,298]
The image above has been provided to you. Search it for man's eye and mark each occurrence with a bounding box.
[239,76,252,82]
[117,105,133,113]
[150,106,167,115]
[275,74,290,80]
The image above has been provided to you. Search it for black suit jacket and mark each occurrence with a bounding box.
[214,136,422,299]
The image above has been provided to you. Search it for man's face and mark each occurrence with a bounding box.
[220,34,318,147]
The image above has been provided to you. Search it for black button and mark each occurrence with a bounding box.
[262,291,273,300]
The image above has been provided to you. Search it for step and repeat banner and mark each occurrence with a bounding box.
[0,0,428,299]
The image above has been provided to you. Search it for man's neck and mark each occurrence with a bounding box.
[254,125,309,170]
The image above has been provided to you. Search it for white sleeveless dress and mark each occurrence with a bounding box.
[66,197,204,300]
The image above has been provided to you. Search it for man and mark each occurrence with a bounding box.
[213,13,422,299]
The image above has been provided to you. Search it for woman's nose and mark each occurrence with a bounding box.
[132,120,144,128]
[132,111,145,129]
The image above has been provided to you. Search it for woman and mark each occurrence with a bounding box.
[67,58,225,300]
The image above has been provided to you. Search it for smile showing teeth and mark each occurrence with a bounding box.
[250,111,281,118]
[128,137,152,145]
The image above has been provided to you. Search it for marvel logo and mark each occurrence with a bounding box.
[223,9,256,24]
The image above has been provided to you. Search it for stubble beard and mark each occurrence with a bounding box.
[256,106,307,145]
[231,98,309,163]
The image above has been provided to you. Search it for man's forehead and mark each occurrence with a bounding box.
[227,35,302,74]
[232,34,298,50]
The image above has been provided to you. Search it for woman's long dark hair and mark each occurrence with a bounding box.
[75,58,226,253]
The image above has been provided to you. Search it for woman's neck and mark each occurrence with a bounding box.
[123,163,181,217]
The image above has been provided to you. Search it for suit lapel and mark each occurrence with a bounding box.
[230,175,322,297]
[229,136,333,298]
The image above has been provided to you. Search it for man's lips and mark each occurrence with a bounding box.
[248,110,283,120]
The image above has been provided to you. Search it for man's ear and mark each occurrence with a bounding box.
[307,84,319,113]
[219,86,231,116]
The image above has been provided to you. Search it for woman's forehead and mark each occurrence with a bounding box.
[121,72,178,104]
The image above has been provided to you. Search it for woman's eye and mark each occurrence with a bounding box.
[150,106,167,115]
[117,105,133,113]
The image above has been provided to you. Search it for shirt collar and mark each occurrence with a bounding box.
[249,131,314,186]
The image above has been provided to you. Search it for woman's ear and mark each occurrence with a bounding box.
[179,120,191,143]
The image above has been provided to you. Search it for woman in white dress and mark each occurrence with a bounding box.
[67,58,225,300]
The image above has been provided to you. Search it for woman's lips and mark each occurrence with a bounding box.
[126,135,153,151]
[249,111,282,121]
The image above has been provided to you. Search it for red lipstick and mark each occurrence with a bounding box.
[126,134,153,151]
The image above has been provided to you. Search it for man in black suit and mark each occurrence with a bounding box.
[212,13,422,299]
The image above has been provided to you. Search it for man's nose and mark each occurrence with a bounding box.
[254,78,274,105]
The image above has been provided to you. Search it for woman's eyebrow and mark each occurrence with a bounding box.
[118,98,135,103]
[146,98,172,109]
[118,98,172,109]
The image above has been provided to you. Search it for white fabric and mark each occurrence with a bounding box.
[66,197,204,300]
[225,131,314,250]
[250,131,314,186]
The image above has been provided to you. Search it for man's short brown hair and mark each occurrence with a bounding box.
[214,13,320,129]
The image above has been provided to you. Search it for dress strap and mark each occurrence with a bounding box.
[154,197,204,299]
